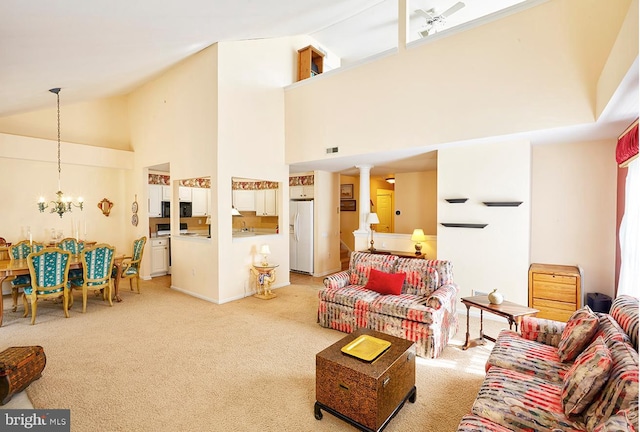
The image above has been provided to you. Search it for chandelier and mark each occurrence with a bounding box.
[37,88,83,218]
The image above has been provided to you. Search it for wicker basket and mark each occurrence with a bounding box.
[0,346,46,405]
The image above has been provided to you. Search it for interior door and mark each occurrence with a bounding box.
[376,191,394,233]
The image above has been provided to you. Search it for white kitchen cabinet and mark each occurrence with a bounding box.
[290,185,313,199]
[255,189,277,216]
[150,238,169,276]
[233,190,255,211]
[179,186,192,202]
[148,184,162,217]
[192,187,209,216]
[162,186,171,202]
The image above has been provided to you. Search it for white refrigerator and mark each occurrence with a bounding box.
[290,200,314,274]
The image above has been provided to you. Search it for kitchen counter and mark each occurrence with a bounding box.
[232,228,277,238]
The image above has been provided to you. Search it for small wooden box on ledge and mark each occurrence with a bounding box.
[297,45,324,81]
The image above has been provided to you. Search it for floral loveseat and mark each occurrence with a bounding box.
[318,251,458,358]
[458,295,639,432]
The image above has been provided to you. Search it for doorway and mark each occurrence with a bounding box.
[376,190,394,233]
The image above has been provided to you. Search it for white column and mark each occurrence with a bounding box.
[398,0,408,53]
[355,165,372,233]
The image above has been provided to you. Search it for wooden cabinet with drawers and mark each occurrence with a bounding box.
[528,263,582,322]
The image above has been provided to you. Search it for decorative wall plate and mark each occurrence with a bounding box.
[132,195,139,213]
[131,214,139,226]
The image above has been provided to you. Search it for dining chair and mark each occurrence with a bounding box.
[56,237,83,286]
[22,247,72,325]
[73,243,115,313]
[117,236,147,294]
[7,240,46,312]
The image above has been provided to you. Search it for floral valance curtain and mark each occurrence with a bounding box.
[616,118,639,167]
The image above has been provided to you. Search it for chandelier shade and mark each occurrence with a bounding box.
[37,88,84,218]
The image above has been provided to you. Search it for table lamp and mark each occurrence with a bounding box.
[366,213,380,252]
[411,228,427,255]
[260,244,271,266]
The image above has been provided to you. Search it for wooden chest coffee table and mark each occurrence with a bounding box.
[315,329,416,432]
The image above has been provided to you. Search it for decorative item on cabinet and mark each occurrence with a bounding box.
[528,263,582,322]
[488,289,504,305]
[297,45,324,81]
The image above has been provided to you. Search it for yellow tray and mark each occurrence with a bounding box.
[341,335,391,362]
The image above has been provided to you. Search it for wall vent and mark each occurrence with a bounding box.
[326,147,339,154]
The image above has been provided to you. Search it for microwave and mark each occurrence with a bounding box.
[161,201,171,218]
[179,202,192,218]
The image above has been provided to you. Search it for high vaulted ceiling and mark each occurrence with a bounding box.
[0,0,526,117]
[1,0,638,178]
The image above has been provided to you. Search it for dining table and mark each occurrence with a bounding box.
[0,254,126,327]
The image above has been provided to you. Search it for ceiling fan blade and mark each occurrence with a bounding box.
[415,8,435,19]
[440,2,465,18]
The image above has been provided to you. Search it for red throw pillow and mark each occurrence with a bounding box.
[364,269,406,295]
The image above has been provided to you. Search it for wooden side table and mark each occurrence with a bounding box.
[251,264,278,300]
[461,295,538,350]
[360,250,424,259]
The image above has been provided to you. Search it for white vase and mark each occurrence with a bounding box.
[488,289,504,305]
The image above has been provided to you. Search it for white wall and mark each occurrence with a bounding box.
[531,140,618,302]
[217,37,301,302]
[0,133,134,294]
[128,45,218,294]
[438,141,531,305]
[284,0,631,166]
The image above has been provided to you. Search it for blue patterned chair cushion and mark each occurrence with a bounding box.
[471,367,586,431]
[562,337,613,416]
[123,266,139,276]
[10,275,31,287]
[582,339,639,431]
[31,251,70,288]
[24,286,65,295]
[486,329,572,384]
[10,242,32,259]
[84,247,114,280]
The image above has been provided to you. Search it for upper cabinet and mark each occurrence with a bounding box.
[290,185,314,199]
[162,186,171,202]
[233,190,256,211]
[297,45,324,81]
[179,187,192,202]
[255,189,277,216]
[192,187,209,216]
[148,184,162,217]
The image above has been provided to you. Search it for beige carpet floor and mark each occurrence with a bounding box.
[0,276,506,432]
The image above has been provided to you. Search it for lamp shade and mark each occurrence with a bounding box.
[366,213,380,224]
[411,229,427,242]
[259,244,271,255]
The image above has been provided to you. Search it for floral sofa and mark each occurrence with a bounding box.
[458,295,639,432]
[318,251,458,358]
